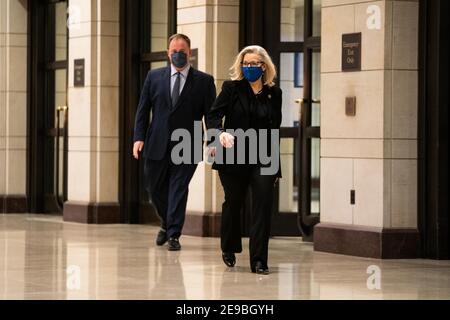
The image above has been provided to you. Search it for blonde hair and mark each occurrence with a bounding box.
[230,45,277,87]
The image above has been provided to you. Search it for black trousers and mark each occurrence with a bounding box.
[218,166,276,269]
[144,152,197,239]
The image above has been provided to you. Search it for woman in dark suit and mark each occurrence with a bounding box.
[206,45,282,275]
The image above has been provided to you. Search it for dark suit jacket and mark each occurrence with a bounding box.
[133,66,216,161]
[206,79,282,176]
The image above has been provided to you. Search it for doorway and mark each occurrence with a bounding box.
[240,0,322,239]
[418,0,449,259]
[120,0,177,224]
[28,0,68,214]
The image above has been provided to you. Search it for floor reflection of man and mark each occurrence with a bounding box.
[150,249,186,299]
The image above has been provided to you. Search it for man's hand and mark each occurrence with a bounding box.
[133,141,144,159]
[219,132,235,149]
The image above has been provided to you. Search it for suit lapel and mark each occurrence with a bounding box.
[163,66,171,109]
[171,67,194,113]
[236,80,250,116]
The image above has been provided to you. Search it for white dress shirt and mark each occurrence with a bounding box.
[170,64,191,96]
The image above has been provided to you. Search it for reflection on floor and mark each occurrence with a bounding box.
[1,214,450,300]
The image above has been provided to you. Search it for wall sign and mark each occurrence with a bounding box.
[74,59,85,87]
[342,33,362,72]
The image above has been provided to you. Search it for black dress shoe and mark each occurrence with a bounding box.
[168,237,181,251]
[222,252,236,267]
[156,229,168,246]
[252,261,269,275]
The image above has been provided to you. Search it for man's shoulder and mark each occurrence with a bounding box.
[147,67,168,78]
[192,68,214,82]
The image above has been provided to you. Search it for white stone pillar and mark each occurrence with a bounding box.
[177,0,239,236]
[0,0,28,213]
[64,0,121,223]
[315,0,420,258]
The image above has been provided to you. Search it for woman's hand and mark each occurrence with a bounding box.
[219,132,235,149]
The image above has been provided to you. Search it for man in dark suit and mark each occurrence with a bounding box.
[133,34,216,251]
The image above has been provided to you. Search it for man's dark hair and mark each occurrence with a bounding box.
[168,33,191,49]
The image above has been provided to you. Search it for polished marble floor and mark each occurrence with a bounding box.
[1,214,450,300]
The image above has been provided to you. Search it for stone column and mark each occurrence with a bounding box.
[315,0,420,258]
[63,0,121,223]
[0,0,28,213]
[177,0,240,236]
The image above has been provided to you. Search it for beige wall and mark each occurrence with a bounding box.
[0,0,28,198]
[320,0,419,229]
[177,0,240,216]
[66,0,120,205]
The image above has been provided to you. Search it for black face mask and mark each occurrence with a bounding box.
[171,51,188,68]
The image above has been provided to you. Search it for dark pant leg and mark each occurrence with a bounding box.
[166,163,198,238]
[218,170,250,254]
[144,157,170,230]
[248,167,276,269]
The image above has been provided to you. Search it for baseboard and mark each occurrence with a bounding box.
[314,223,420,259]
[183,211,221,237]
[0,195,28,213]
[63,201,121,224]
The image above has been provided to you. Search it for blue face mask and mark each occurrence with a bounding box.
[242,66,264,83]
[171,51,188,69]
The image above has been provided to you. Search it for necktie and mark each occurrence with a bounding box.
[171,72,181,108]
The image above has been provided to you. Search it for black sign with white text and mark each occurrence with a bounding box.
[342,33,362,72]
[74,59,85,87]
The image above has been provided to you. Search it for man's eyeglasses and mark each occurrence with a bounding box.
[241,61,264,67]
